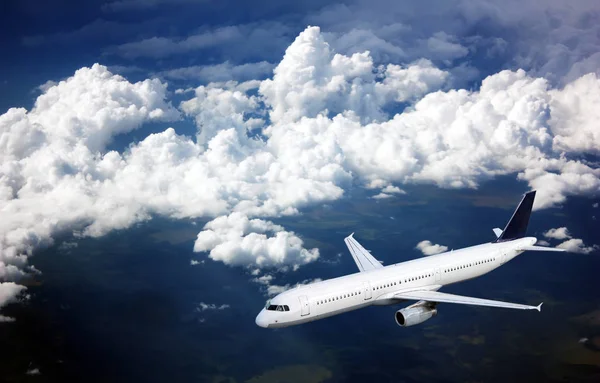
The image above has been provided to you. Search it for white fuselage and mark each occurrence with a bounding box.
[255,237,536,328]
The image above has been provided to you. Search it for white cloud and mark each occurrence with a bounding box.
[594,203,599,208]
[556,238,599,254]
[372,193,393,199]
[159,61,275,83]
[0,65,179,313]
[416,240,448,255]
[381,185,406,194]
[190,259,204,266]
[179,84,264,147]
[2,25,600,318]
[193,213,319,270]
[259,27,449,125]
[549,74,600,153]
[536,240,550,246]
[196,302,230,311]
[543,227,572,240]
[257,30,599,209]
[0,282,27,321]
[542,227,597,254]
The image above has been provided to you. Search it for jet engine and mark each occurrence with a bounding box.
[395,304,437,327]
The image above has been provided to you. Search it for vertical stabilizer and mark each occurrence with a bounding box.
[495,191,536,242]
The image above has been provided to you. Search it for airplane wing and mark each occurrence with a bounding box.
[344,233,383,272]
[393,290,542,311]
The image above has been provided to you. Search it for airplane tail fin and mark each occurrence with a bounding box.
[495,191,536,242]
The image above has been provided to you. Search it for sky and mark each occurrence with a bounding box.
[1,0,600,369]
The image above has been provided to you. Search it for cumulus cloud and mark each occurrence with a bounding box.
[2,25,600,318]
[381,185,406,194]
[194,213,319,270]
[257,29,599,209]
[543,227,572,240]
[196,302,230,311]
[415,240,448,255]
[259,27,449,124]
[0,65,179,312]
[0,282,27,321]
[372,185,406,199]
[556,238,599,254]
[549,74,600,154]
[542,227,597,254]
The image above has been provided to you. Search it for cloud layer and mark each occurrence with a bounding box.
[1,26,599,316]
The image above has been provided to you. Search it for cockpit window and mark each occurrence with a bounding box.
[266,304,289,312]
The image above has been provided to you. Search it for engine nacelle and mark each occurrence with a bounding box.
[395,305,437,327]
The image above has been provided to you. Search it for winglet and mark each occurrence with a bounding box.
[536,302,543,312]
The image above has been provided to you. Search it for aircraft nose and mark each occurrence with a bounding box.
[255,310,269,328]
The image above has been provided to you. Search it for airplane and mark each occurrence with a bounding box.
[255,190,566,328]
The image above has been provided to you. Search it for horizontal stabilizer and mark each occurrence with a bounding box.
[520,245,566,252]
[344,233,383,272]
[493,228,503,238]
[394,290,542,311]
[496,191,536,242]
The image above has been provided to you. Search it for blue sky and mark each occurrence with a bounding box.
[1,0,599,323]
